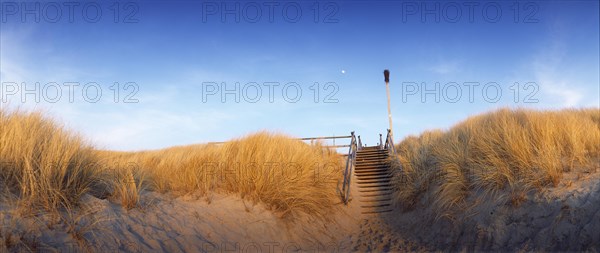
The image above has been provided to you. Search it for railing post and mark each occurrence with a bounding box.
[341,131,356,204]
[379,134,383,150]
[358,136,362,150]
[386,129,396,155]
[346,135,353,203]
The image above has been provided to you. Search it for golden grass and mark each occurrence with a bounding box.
[102,132,343,218]
[1,108,342,218]
[0,109,102,212]
[391,108,600,218]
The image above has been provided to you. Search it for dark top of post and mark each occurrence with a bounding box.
[384,69,390,83]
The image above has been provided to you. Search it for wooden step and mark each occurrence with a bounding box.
[355,165,389,169]
[360,196,392,202]
[357,151,388,155]
[356,154,388,158]
[356,156,389,160]
[361,190,393,197]
[355,168,389,173]
[355,164,389,169]
[355,169,389,174]
[355,166,390,171]
[357,178,392,183]
[355,173,389,178]
[357,155,388,159]
[357,155,387,159]
[359,187,393,192]
[356,157,388,160]
[356,153,388,157]
[357,152,386,155]
[358,183,392,188]
[361,202,392,208]
[356,165,389,170]
[361,196,393,201]
[354,169,390,177]
[357,183,393,188]
[357,158,387,161]
[361,196,393,200]
[355,174,392,180]
[357,170,390,174]
[359,146,381,149]
[355,172,390,176]
[356,159,389,162]
[355,173,390,178]
[356,178,392,184]
[356,163,389,167]
[357,181,392,187]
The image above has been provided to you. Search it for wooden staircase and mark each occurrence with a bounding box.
[354,146,393,214]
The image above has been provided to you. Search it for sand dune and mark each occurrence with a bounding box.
[2,108,599,252]
[1,190,362,252]
[1,162,599,252]
[381,169,600,251]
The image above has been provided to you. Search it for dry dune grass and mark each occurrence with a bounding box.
[0,108,342,219]
[0,109,102,212]
[102,132,343,218]
[391,108,600,219]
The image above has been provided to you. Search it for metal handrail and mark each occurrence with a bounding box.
[299,135,352,141]
[210,135,353,148]
[340,131,357,204]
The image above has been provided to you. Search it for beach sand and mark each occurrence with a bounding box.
[1,168,598,252]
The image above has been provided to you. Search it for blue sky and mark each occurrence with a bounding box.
[1,0,599,151]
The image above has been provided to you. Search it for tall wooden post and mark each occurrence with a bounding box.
[384,69,393,139]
